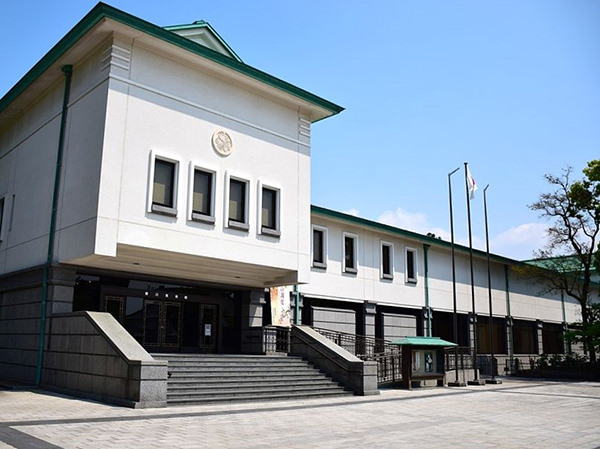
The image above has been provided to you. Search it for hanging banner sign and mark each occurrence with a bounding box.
[270,286,292,327]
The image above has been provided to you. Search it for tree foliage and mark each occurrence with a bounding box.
[563,303,600,353]
[527,160,600,361]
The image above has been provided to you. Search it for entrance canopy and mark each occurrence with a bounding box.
[390,336,457,347]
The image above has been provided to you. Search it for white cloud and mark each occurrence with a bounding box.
[490,223,549,260]
[377,207,449,240]
[343,208,360,217]
[377,207,550,261]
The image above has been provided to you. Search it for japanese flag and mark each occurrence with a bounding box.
[467,166,477,200]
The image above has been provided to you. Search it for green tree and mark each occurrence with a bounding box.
[563,303,600,356]
[528,160,600,362]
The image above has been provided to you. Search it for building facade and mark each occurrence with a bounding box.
[0,3,592,403]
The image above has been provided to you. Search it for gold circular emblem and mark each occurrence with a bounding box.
[212,130,233,156]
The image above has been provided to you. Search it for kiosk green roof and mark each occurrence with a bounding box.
[391,336,457,347]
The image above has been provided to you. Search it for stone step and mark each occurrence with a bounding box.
[168,373,330,382]
[168,379,339,390]
[153,354,299,362]
[152,353,351,406]
[166,389,351,405]
[162,363,314,373]
[166,385,349,399]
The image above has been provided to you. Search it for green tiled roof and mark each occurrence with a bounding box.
[0,2,343,120]
[311,205,520,266]
[391,336,457,347]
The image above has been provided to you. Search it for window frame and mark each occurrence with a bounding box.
[148,151,179,217]
[405,246,418,284]
[189,164,216,224]
[258,182,280,237]
[380,241,394,280]
[0,196,5,242]
[226,173,250,231]
[311,225,328,269]
[342,232,358,274]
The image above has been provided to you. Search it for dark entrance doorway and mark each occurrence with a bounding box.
[181,302,219,353]
[143,300,182,350]
[95,283,239,354]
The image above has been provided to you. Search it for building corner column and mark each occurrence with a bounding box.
[363,301,376,339]
[240,289,266,354]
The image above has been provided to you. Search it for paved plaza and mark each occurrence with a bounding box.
[0,378,599,448]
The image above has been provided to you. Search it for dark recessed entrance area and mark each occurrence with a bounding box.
[73,274,244,354]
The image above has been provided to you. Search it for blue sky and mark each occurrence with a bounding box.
[1,1,599,260]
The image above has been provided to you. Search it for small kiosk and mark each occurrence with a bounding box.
[391,336,457,389]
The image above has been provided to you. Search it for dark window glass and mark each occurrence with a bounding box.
[229,179,246,223]
[382,244,392,277]
[406,249,416,281]
[513,320,537,354]
[0,198,4,237]
[313,229,324,265]
[261,187,277,230]
[476,317,507,354]
[542,323,564,354]
[193,169,213,216]
[344,236,356,271]
[153,159,175,208]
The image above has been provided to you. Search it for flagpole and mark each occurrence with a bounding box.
[465,162,484,385]
[484,185,502,384]
[447,167,464,387]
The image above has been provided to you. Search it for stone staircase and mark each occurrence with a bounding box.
[152,354,352,406]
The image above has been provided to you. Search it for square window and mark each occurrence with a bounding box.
[312,227,327,268]
[343,233,358,274]
[406,247,417,283]
[260,186,280,236]
[228,178,249,230]
[151,158,178,216]
[191,168,215,223]
[381,242,394,280]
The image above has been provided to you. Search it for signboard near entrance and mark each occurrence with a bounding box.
[204,323,212,337]
[270,286,292,327]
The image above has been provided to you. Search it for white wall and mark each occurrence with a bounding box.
[1,29,316,288]
[302,213,572,326]
[0,42,108,274]
[91,35,313,285]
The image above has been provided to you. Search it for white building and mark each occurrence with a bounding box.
[0,3,587,405]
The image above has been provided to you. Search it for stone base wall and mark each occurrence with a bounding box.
[0,267,45,384]
[290,325,379,396]
[43,312,167,408]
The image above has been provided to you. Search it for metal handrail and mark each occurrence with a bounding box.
[312,327,397,357]
[262,325,290,353]
[312,327,402,383]
[444,346,474,370]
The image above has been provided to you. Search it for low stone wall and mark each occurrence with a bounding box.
[290,325,379,396]
[42,311,167,408]
[444,368,480,384]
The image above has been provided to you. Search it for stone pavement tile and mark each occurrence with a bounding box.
[2,379,600,449]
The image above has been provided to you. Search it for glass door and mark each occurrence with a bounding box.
[144,300,162,347]
[105,296,125,324]
[164,302,181,347]
[199,304,218,353]
[143,300,181,350]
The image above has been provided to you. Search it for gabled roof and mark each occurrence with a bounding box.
[0,2,343,123]
[164,20,243,63]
